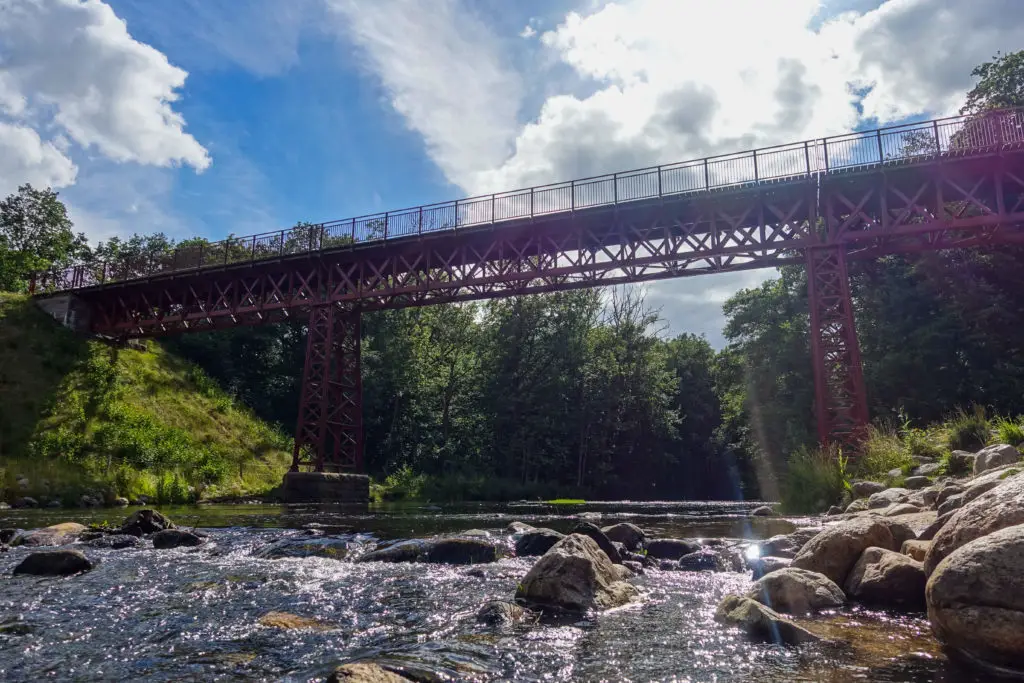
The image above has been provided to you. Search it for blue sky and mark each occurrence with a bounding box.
[2,0,1021,345]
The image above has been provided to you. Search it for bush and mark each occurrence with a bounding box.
[993,416,1024,448]
[858,425,914,480]
[946,406,990,452]
[781,445,849,514]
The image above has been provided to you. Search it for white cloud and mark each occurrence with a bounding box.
[0,0,210,171]
[0,121,78,197]
[325,0,524,191]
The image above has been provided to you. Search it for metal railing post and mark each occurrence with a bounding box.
[876,129,884,162]
[752,150,758,181]
[804,141,811,175]
[419,207,423,235]
[279,230,285,256]
[529,188,534,218]
[251,235,257,261]
[453,200,459,230]
[703,160,709,190]
[197,242,204,269]
[351,217,356,242]
[658,167,664,196]
[224,238,230,265]
[383,212,389,239]
[491,194,496,223]
[319,224,326,250]
[822,139,830,171]
[571,181,575,211]
[933,121,941,155]
[613,173,618,204]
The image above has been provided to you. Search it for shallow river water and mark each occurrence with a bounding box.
[0,501,991,682]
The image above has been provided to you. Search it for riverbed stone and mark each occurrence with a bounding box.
[258,536,351,560]
[935,484,964,507]
[424,538,499,564]
[845,547,926,611]
[677,547,731,572]
[902,539,930,562]
[947,450,976,475]
[121,509,176,536]
[924,473,1024,576]
[12,497,38,509]
[328,662,412,683]
[714,594,821,645]
[903,476,930,490]
[476,600,531,626]
[868,488,910,509]
[791,517,910,585]
[506,521,535,535]
[751,505,775,517]
[88,534,141,550]
[973,444,1021,475]
[13,549,94,576]
[601,522,645,551]
[826,505,844,516]
[884,503,922,517]
[845,498,870,513]
[936,494,964,517]
[646,538,701,560]
[914,463,942,477]
[152,529,206,549]
[852,481,886,499]
[750,556,792,580]
[746,567,845,615]
[515,534,639,612]
[918,511,954,542]
[514,529,564,557]
[258,611,332,631]
[113,497,129,507]
[927,524,1024,673]
[14,522,88,547]
[571,522,621,564]
[0,529,17,544]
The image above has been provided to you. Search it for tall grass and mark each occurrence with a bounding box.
[946,405,990,452]
[993,416,1024,447]
[859,425,915,481]
[780,444,850,514]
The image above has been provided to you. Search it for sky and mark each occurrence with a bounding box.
[1,0,1022,346]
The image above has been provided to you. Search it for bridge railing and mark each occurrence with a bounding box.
[35,108,1024,293]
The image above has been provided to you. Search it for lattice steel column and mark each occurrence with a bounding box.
[291,305,363,472]
[806,245,869,446]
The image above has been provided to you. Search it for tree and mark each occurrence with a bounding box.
[0,185,87,292]
[961,50,1024,115]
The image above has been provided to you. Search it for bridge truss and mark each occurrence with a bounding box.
[35,110,1024,471]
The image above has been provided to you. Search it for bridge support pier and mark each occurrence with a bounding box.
[284,304,367,503]
[806,245,869,447]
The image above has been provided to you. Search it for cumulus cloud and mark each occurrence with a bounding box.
[0,121,78,196]
[0,0,210,171]
[325,0,524,191]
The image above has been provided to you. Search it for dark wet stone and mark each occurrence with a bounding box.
[677,547,731,572]
[571,522,621,564]
[328,662,413,682]
[476,600,530,626]
[15,522,88,547]
[715,594,821,645]
[622,560,645,575]
[646,538,701,560]
[601,522,645,551]
[88,534,141,550]
[514,528,565,556]
[506,521,535,535]
[424,538,499,565]
[13,549,94,576]
[121,509,176,536]
[12,497,38,509]
[357,540,429,563]
[0,529,18,545]
[257,536,351,560]
[152,529,205,549]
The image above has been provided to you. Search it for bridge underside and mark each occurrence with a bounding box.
[59,152,1024,472]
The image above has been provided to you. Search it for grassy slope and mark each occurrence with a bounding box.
[0,293,291,504]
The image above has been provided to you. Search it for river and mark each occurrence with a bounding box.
[0,501,988,682]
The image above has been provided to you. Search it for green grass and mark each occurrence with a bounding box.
[546,498,586,505]
[0,293,291,503]
[946,405,990,452]
[780,444,850,514]
[859,425,916,481]
[993,416,1024,448]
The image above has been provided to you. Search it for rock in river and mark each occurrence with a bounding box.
[677,547,733,572]
[13,522,87,547]
[714,594,820,645]
[751,505,775,516]
[257,536,351,560]
[927,524,1024,674]
[514,528,565,557]
[791,517,912,585]
[601,522,645,551]
[924,473,1024,576]
[121,509,176,536]
[515,534,639,612]
[358,538,499,565]
[571,522,621,563]
[152,529,206,549]
[745,567,845,615]
[845,547,926,611]
[645,538,701,561]
[329,662,412,683]
[88,534,141,550]
[13,549,94,576]
[476,600,532,626]
[749,556,792,580]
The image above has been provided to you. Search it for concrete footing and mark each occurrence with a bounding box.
[281,471,370,504]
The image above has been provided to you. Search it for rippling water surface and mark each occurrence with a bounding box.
[0,502,989,682]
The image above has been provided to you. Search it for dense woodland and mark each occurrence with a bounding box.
[2,53,1024,502]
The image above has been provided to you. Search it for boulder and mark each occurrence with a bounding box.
[791,517,911,585]
[14,522,88,547]
[851,481,886,499]
[884,503,922,517]
[571,522,621,563]
[845,498,870,514]
[936,494,964,517]
[258,536,351,560]
[646,538,701,560]
[960,465,1021,505]
[622,560,644,575]
[12,497,38,509]
[935,484,964,507]
[947,450,977,475]
[328,662,411,683]
[13,549,94,576]
[746,567,845,615]
[258,611,331,630]
[918,511,954,542]
[88,534,141,550]
[914,463,942,477]
[845,547,926,611]
[113,497,129,507]
[903,476,929,490]
[152,529,206,549]
[901,539,930,562]
[751,505,775,517]
[868,488,910,509]
[714,595,821,645]
[506,521,535,535]
[601,522,645,551]
[0,529,18,544]
[886,511,938,539]
[121,509,176,536]
[476,600,531,626]
[677,547,731,572]
[424,538,499,565]
[973,444,1020,475]
[750,555,792,580]
[927,524,1024,673]
[514,529,565,557]
[924,474,1024,576]
[514,534,639,612]
[887,468,904,480]
[78,494,101,508]
[826,505,844,516]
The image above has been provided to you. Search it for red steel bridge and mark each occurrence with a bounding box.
[34,109,1024,473]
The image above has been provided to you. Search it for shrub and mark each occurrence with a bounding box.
[946,405,990,452]
[993,416,1024,448]
[781,444,849,514]
[858,425,914,480]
